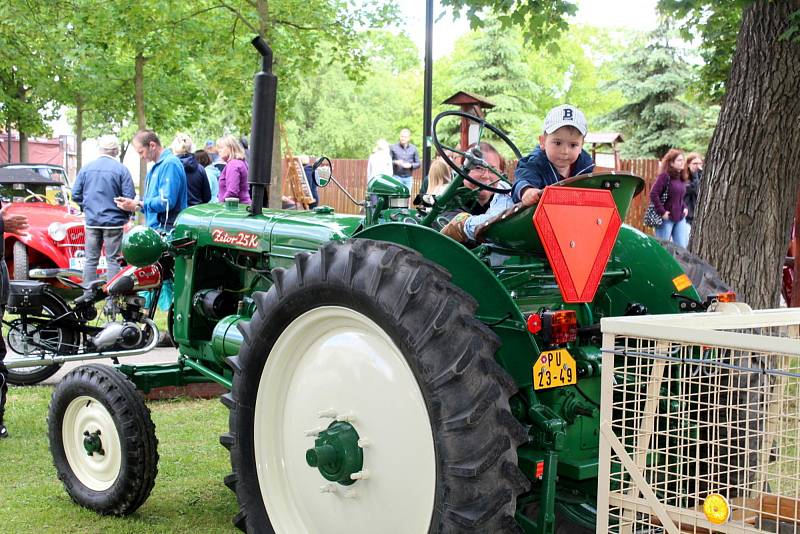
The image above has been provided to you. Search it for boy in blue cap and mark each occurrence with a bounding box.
[512,104,595,206]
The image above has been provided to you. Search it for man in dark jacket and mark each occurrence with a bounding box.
[0,201,29,438]
[72,135,135,289]
[512,104,595,205]
[390,128,420,193]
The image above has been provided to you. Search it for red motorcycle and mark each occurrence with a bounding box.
[2,260,166,385]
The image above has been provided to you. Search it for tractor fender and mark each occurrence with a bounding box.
[604,226,703,315]
[354,223,538,384]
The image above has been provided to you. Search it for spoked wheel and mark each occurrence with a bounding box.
[3,289,75,385]
[222,239,529,533]
[47,364,158,515]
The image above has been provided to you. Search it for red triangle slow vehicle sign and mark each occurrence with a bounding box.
[532,186,622,303]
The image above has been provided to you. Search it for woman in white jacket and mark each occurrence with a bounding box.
[367,139,393,180]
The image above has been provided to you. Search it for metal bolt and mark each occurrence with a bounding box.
[596,218,603,225]
[176,313,183,322]
[569,240,576,248]
[350,469,370,481]
[320,484,338,494]
[338,412,357,423]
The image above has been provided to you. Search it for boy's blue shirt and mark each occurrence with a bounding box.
[511,147,595,202]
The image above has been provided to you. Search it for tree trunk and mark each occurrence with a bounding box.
[75,96,84,172]
[269,121,282,209]
[691,0,800,309]
[19,131,28,162]
[135,52,147,191]
[792,197,800,306]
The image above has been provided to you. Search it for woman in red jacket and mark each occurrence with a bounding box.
[650,149,690,248]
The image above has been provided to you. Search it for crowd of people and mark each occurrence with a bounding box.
[647,149,704,248]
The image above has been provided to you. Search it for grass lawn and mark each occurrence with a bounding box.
[0,385,239,533]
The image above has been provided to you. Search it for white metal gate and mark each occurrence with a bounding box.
[598,305,800,533]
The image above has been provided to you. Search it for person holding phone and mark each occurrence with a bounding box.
[72,135,135,291]
[115,130,187,231]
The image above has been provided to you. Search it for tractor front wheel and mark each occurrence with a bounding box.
[222,239,529,533]
[47,364,158,515]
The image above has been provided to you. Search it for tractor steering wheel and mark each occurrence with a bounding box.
[431,110,523,194]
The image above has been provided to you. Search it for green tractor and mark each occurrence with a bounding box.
[45,37,725,533]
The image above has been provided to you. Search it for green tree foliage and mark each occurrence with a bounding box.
[0,0,64,156]
[283,35,423,158]
[441,0,578,47]
[658,0,745,103]
[195,0,400,134]
[604,32,699,158]
[450,18,537,141]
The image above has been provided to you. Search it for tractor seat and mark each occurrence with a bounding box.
[473,202,538,249]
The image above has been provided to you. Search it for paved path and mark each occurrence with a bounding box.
[40,346,180,386]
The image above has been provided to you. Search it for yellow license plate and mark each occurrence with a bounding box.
[533,349,577,390]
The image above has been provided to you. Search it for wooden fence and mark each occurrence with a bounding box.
[284,158,661,233]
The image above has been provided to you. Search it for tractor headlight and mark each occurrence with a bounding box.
[48,222,68,242]
[388,197,408,208]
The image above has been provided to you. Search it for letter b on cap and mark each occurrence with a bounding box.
[563,108,573,120]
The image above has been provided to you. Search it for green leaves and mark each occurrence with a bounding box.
[441,0,578,47]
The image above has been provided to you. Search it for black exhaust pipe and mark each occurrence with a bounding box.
[248,36,277,216]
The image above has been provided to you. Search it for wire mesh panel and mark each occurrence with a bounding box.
[598,307,800,534]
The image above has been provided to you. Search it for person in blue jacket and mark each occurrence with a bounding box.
[72,134,135,288]
[170,133,211,206]
[512,104,595,206]
[116,130,188,230]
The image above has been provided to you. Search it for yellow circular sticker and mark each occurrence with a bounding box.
[703,493,730,524]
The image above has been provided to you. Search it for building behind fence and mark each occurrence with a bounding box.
[285,158,661,234]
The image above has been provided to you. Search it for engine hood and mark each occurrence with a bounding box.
[171,204,363,258]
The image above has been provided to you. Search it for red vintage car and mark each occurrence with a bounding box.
[0,167,103,284]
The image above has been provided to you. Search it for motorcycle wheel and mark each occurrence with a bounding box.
[3,289,75,385]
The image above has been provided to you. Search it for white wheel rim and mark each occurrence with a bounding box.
[62,395,122,491]
[254,306,437,534]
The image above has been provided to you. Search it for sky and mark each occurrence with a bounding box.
[402,0,661,59]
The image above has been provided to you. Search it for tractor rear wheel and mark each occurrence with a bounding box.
[658,239,765,497]
[657,238,731,300]
[222,239,529,533]
[47,364,158,515]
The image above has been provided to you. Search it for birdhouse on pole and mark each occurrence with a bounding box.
[584,132,624,170]
[442,91,495,151]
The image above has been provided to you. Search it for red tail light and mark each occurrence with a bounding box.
[542,310,577,345]
[714,291,736,303]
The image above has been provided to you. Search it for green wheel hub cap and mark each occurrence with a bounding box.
[305,421,363,485]
[83,429,105,456]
